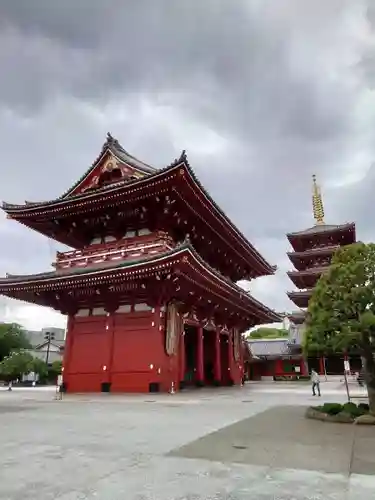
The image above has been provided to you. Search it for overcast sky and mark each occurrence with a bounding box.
[0,0,374,331]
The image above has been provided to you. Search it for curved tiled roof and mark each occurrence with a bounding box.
[247,339,290,357]
[287,222,355,238]
[287,288,313,296]
[0,241,281,323]
[287,245,340,261]
[287,266,328,278]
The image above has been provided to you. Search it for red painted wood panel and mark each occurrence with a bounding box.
[67,316,109,376]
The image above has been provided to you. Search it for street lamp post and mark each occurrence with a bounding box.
[45,331,55,366]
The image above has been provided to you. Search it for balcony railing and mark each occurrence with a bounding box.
[53,232,174,270]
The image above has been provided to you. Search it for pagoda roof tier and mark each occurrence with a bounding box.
[287,310,306,325]
[286,223,356,253]
[287,266,327,289]
[0,243,281,328]
[2,138,276,279]
[287,289,313,309]
[287,245,340,271]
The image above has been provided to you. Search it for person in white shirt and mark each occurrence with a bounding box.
[311,369,321,396]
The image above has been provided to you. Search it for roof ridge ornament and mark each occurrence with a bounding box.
[312,174,325,225]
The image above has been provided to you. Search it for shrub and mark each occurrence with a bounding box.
[315,402,369,418]
[358,403,370,412]
[321,403,343,415]
[342,402,365,418]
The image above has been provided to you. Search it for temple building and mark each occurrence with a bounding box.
[0,133,281,393]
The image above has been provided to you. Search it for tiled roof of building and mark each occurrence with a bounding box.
[247,339,290,357]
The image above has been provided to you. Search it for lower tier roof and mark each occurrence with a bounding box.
[287,266,327,289]
[287,310,306,324]
[287,289,313,309]
[0,243,281,328]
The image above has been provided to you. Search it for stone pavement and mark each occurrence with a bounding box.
[0,383,374,499]
[170,405,375,475]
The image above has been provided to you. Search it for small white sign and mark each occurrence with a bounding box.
[294,366,301,373]
[344,360,350,372]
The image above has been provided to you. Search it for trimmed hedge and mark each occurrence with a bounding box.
[314,402,369,418]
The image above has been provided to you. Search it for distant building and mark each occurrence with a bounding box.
[25,327,65,366]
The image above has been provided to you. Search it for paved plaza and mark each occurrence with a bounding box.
[0,381,374,499]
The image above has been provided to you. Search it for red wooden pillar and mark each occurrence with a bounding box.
[196,326,204,383]
[62,314,75,385]
[214,329,221,383]
[228,331,233,381]
[106,312,116,385]
[179,330,186,385]
[319,357,325,375]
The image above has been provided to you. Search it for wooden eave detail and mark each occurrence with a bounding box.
[0,244,281,325]
[286,222,356,252]
[287,289,313,299]
[2,151,276,277]
[287,266,327,288]
[288,311,306,324]
[287,289,313,307]
[286,222,356,240]
[287,245,340,265]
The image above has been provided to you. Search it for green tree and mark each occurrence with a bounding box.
[0,323,31,362]
[247,327,289,339]
[48,360,62,382]
[31,357,49,381]
[305,242,375,413]
[0,351,34,381]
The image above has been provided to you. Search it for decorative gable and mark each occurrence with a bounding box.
[74,151,146,196]
[62,133,156,198]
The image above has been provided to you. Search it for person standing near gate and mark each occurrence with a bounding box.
[311,369,321,396]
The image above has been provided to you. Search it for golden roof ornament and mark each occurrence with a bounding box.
[312,174,325,225]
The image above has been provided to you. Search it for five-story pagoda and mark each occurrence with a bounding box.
[287,175,356,310]
[286,175,356,373]
[0,134,281,393]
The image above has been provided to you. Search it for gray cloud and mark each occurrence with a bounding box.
[0,0,374,328]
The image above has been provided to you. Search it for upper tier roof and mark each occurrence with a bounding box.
[287,222,355,238]
[2,135,277,278]
[286,222,356,252]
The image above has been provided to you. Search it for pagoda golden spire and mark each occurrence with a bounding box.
[312,174,325,225]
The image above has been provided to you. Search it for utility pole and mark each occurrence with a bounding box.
[45,331,55,366]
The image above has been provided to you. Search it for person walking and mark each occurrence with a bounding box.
[311,369,321,396]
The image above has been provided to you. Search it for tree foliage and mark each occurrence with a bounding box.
[48,360,62,382]
[0,323,31,362]
[0,351,49,381]
[247,327,289,339]
[31,357,49,379]
[305,242,375,412]
[0,351,34,380]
